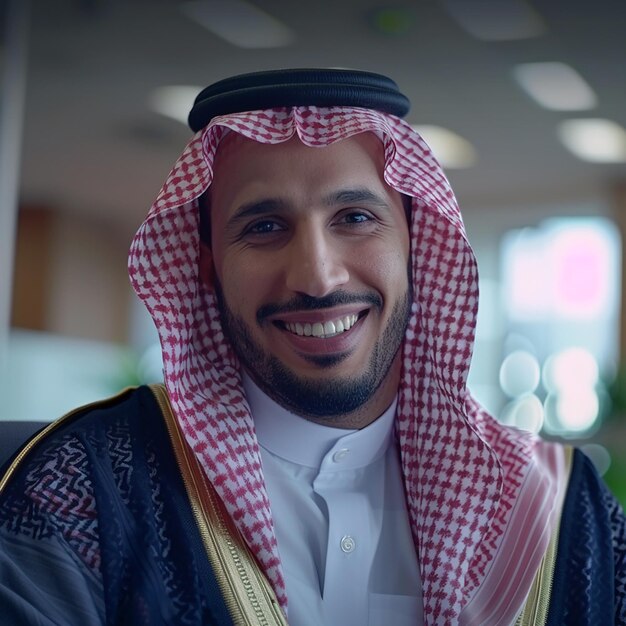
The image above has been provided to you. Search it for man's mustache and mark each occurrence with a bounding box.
[257,290,383,323]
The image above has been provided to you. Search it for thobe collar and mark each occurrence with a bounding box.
[242,371,398,470]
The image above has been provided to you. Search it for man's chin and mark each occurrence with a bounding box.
[251,365,375,418]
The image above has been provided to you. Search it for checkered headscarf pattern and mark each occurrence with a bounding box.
[129,106,557,623]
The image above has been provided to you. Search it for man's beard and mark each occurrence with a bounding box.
[214,284,411,420]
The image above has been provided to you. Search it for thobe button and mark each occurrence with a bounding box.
[340,535,356,553]
[332,448,350,463]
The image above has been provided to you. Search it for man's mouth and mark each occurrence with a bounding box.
[279,312,365,338]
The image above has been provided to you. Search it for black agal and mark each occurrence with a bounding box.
[188,68,410,131]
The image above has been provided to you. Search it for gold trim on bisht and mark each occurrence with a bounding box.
[150,384,288,626]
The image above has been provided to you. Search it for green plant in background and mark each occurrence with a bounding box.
[604,452,626,508]
[103,350,144,395]
[602,365,626,507]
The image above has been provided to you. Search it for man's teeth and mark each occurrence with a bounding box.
[285,314,359,338]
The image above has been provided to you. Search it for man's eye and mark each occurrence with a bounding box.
[247,220,282,234]
[341,211,372,224]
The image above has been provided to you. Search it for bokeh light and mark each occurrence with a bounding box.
[540,347,601,435]
[500,393,544,433]
[542,347,599,393]
[556,389,599,433]
[499,350,540,398]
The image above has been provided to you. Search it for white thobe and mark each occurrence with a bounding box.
[244,375,423,626]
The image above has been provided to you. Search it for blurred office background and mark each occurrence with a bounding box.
[1,0,625,501]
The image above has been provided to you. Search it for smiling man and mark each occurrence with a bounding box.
[1,69,625,626]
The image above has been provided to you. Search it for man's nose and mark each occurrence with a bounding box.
[285,227,349,297]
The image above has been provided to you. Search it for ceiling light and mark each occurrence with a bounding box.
[558,118,626,163]
[412,125,477,168]
[513,62,597,111]
[442,0,546,41]
[149,86,202,125]
[181,0,295,49]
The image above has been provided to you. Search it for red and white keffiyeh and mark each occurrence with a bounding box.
[129,106,567,625]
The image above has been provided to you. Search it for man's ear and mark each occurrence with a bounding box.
[198,240,216,291]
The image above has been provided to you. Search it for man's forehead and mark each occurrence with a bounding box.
[206,129,401,230]
[212,130,261,164]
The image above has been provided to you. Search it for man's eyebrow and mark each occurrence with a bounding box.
[227,198,289,226]
[323,188,391,209]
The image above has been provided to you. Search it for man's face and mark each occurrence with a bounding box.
[203,132,411,427]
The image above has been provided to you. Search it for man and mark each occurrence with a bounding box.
[0,69,624,625]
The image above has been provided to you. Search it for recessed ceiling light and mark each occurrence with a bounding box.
[558,118,626,163]
[412,125,477,169]
[149,86,201,126]
[442,0,546,41]
[513,62,597,111]
[181,0,295,49]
